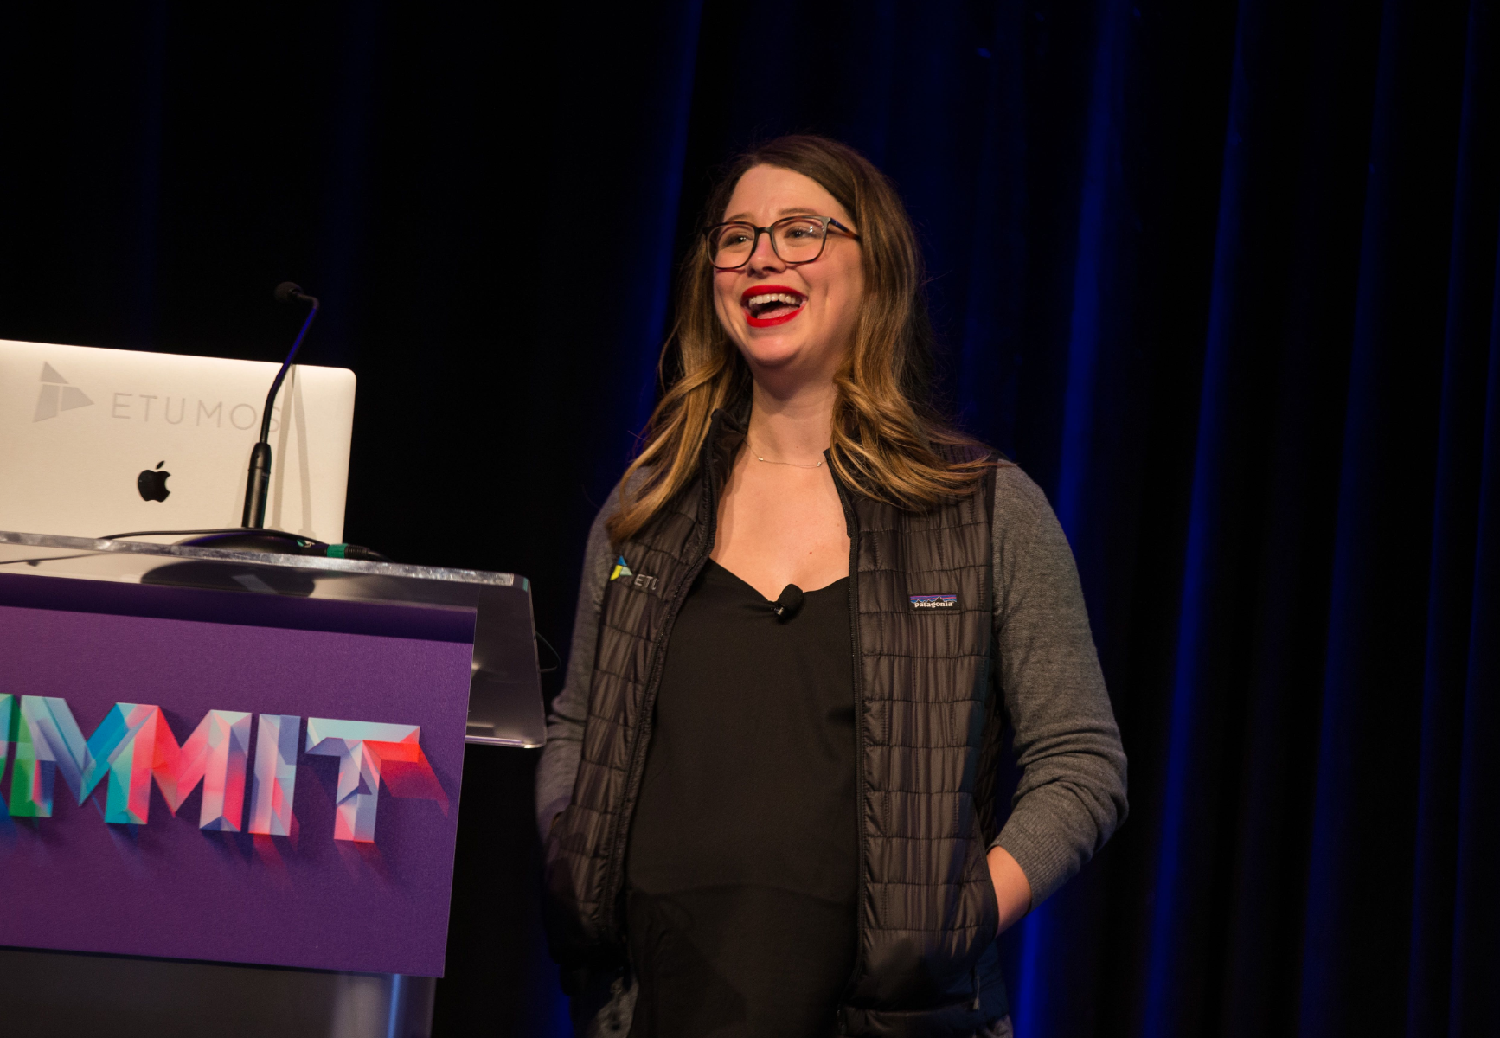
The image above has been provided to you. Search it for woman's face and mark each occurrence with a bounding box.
[712,164,864,386]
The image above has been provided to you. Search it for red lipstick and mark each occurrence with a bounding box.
[740,284,807,328]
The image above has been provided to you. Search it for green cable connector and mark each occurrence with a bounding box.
[327,543,348,559]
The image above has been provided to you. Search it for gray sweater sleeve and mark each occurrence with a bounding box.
[535,467,1129,910]
[989,464,1128,907]
[534,490,620,836]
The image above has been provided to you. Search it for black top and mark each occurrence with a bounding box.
[625,559,857,1037]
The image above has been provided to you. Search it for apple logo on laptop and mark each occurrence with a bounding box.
[137,461,171,503]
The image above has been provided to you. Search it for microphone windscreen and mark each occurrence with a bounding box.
[274,281,304,304]
[772,584,804,620]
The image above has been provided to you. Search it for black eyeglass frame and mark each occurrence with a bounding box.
[702,214,861,271]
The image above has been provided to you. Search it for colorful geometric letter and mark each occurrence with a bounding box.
[303,718,444,843]
[9,696,89,818]
[248,714,300,837]
[78,703,165,823]
[153,710,252,831]
[0,693,12,774]
[0,694,12,814]
[8,697,163,822]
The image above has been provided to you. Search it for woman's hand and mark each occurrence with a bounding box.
[986,846,1033,938]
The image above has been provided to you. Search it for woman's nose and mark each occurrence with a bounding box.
[747,231,784,272]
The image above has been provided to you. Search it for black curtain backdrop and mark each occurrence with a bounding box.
[1,2,1496,1036]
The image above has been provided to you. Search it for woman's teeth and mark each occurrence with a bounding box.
[746,293,804,316]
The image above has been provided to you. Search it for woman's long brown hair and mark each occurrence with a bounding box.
[606,135,991,542]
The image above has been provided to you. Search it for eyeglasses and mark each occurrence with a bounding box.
[703,214,860,271]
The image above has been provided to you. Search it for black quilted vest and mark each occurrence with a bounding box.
[545,409,1009,1036]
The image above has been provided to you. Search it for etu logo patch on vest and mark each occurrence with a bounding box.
[611,555,658,592]
[909,593,959,611]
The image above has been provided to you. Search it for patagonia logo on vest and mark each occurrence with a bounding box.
[611,555,658,592]
[909,593,959,611]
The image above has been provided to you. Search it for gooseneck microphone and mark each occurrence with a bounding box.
[241,282,319,528]
[771,584,804,621]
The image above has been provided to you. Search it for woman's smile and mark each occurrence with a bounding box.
[741,284,807,327]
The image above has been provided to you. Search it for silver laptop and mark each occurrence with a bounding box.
[0,339,356,543]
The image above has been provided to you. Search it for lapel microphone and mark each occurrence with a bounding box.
[771,584,804,621]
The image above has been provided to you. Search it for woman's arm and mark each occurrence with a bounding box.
[988,465,1129,918]
[534,494,619,837]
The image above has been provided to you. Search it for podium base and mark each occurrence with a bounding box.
[0,946,436,1037]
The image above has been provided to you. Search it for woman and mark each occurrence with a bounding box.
[538,135,1127,1038]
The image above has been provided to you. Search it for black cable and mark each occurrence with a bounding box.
[99,527,301,541]
[4,530,390,566]
[97,527,391,562]
[0,553,97,567]
[535,632,562,674]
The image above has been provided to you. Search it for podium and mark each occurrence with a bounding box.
[0,531,544,1038]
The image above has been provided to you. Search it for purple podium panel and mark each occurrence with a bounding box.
[0,572,475,977]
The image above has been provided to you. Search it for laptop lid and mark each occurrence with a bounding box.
[0,339,355,543]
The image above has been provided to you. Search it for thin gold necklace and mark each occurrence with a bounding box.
[749,435,824,469]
